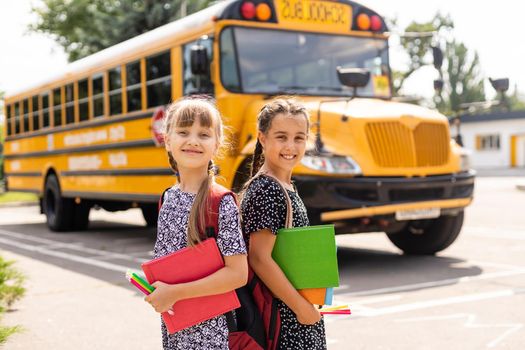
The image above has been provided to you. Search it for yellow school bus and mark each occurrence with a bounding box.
[2,0,474,254]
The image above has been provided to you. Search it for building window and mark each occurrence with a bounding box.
[476,134,500,151]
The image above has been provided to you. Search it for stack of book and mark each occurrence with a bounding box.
[272,224,339,305]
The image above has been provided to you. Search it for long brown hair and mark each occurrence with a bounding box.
[162,97,224,246]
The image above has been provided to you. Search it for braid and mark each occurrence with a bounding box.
[167,151,180,180]
[250,140,264,177]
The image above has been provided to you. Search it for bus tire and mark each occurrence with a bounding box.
[141,204,159,228]
[72,202,91,231]
[386,211,464,255]
[43,174,74,232]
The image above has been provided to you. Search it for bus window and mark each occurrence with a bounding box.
[146,51,171,107]
[32,95,39,131]
[109,67,123,115]
[65,83,75,124]
[6,104,12,136]
[183,38,213,95]
[92,75,104,118]
[23,98,30,133]
[42,92,50,128]
[126,60,142,112]
[52,88,62,127]
[219,28,241,92]
[13,102,20,134]
[78,78,89,122]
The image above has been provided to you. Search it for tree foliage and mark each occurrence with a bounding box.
[434,40,485,115]
[29,0,215,62]
[392,13,486,114]
[393,13,454,95]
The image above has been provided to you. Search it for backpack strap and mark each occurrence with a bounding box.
[158,187,171,211]
[203,183,237,239]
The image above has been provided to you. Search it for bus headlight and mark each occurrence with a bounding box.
[301,155,362,175]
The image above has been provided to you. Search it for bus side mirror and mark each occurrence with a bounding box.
[336,67,370,88]
[432,46,443,70]
[190,45,209,75]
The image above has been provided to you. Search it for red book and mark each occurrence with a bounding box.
[142,238,240,334]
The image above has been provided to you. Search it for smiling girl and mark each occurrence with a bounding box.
[241,98,327,349]
[145,98,247,350]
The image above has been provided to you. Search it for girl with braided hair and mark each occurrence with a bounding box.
[240,98,327,349]
[146,98,247,350]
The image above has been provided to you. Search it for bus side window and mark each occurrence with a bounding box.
[22,99,30,133]
[65,83,75,124]
[92,75,104,118]
[183,38,213,95]
[14,102,20,134]
[42,93,50,128]
[78,78,89,122]
[109,67,123,116]
[126,60,142,112]
[52,88,62,127]
[146,51,171,108]
[219,28,241,92]
[32,95,39,131]
[6,104,12,136]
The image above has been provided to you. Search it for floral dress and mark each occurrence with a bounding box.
[154,186,247,350]
[240,175,327,350]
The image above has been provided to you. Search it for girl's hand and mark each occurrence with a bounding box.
[145,281,182,314]
[295,302,322,325]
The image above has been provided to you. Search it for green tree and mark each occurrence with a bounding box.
[435,40,486,115]
[392,13,454,96]
[29,0,216,62]
[392,13,486,114]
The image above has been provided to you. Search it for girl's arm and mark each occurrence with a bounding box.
[249,229,321,325]
[145,254,247,313]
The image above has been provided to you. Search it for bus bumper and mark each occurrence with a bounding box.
[293,170,475,222]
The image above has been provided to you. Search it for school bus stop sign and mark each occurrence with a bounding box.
[151,107,165,146]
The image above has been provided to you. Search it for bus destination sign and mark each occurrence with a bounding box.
[275,0,352,31]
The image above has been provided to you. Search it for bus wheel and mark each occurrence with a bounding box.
[43,174,74,232]
[386,211,464,255]
[141,204,159,228]
[72,202,91,231]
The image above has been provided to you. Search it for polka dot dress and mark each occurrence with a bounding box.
[241,175,327,350]
[154,186,247,350]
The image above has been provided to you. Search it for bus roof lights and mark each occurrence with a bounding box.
[256,3,272,21]
[370,15,382,31]
[357,13,371,31]
[240,2,256,20]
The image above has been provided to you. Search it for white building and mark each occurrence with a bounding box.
[455,111,525,169]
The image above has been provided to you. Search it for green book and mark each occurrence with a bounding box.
[272,224,339,289]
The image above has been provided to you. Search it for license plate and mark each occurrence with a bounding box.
[395,208,441,221]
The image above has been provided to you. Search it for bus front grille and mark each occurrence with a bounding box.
[365,121,449,168]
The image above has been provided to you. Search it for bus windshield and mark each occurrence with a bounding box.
[220,27,391,98]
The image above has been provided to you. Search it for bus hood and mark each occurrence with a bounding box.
[241,97,459,177]
[301,97,459,176]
